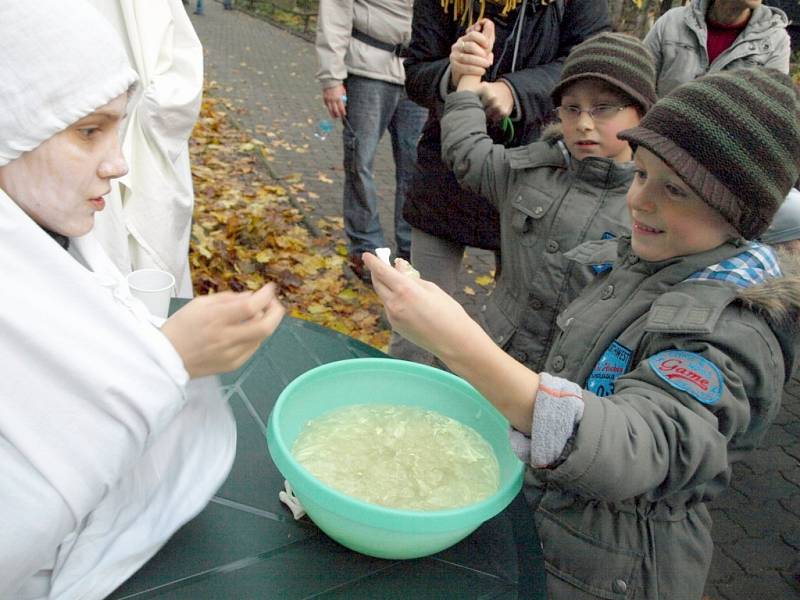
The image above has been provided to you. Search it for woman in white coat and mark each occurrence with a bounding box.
[87,0,203,297]
[0,1,284,598]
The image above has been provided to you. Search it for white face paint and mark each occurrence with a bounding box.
[0,93,129,237]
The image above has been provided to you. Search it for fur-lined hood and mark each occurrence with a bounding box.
[539,121,564,144]
[739,248,800,326]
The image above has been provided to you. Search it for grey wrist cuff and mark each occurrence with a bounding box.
[510,372,584,468]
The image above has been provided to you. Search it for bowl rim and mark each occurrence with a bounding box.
[267,357,524,534]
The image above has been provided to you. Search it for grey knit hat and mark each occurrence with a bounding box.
[551,32,658,114]
[619,68,800,240]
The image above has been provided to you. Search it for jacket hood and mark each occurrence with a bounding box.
[738,248,800,325]
[691,0,789,31]
[539,121,564,143]
[738,254,800,379]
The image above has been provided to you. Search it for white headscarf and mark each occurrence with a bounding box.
[0,0,138,165]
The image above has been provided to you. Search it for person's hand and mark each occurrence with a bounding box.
[160,283,285,378]
[450,19,495,90]
[363,253,483,361]
[322,84,347,119]
[478,80,515,122]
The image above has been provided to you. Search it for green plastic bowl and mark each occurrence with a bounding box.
[267,358,524,559]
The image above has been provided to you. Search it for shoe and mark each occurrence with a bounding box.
[347,253,372,284]
[193,11,204,15]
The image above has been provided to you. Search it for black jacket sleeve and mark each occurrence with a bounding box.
[403,0,456,115]
[404,0,610,139]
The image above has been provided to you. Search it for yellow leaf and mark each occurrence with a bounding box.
[463,286,476,296]
[317,172,334,184]
[337,288,359,301]
[474,275,494,286]
[307,304,329,315]
[254,249,273,263]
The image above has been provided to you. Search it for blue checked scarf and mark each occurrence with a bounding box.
[687,241,782,288]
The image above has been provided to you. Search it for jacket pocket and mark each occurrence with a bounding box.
[479,289,519,347]
[510,184,559,247]
[536,509,643,599]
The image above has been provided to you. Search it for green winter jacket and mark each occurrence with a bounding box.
[644,0,791,97]
[441,91,633,371]
[527,237,798,599]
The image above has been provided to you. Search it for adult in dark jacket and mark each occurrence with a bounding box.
[395,0,609,363]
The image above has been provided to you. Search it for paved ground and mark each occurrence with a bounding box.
[189,4,800,597]
[189,0,494,317]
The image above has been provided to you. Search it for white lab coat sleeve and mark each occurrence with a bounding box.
[0,438,74,599]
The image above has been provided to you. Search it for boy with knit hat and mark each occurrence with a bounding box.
[365,66,800,598]
[430,31,657,373]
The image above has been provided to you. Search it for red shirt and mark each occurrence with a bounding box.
[706,17,748,64]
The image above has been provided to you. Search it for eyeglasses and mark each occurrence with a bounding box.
[556,104,633,122]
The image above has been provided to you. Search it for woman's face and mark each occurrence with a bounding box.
[0,93,128,237]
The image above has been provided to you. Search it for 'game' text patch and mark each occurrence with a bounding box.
[648,350,723,405]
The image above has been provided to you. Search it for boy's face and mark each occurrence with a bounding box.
[0,93,128,237]
[627,147,735,262]
[558,79,641,164]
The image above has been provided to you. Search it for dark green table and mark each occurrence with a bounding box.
[109,311,546,599]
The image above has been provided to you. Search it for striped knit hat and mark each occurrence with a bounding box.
[551,32,657,114]
[619,68,800,240]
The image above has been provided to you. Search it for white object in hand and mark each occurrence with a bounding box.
[376,247,392,266]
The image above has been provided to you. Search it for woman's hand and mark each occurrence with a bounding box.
[450,19,495,90]
[478,80,515,122]
[161,283,285,378]
[363,253,483,362]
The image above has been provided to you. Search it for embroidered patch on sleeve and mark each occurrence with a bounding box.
[586,340,632,397]
[648,350,724,405]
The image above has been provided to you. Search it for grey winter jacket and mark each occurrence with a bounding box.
[526,237,799,599]
[644,0,790,96]
[441,91,633,372]
[315,0,414,88]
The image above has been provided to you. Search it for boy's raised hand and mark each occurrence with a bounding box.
[161,283,285,378]
[363,253,483,362]
[450,18,495,90]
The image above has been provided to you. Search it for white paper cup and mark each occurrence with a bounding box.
[127,268,175,319]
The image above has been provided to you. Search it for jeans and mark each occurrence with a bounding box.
[223,0,233,8]
[342,75,427,258]
[194,0,204,14]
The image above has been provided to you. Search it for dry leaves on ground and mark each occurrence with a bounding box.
[189,85,390,350]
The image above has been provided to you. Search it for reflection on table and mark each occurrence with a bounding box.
[109,312,546,599]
